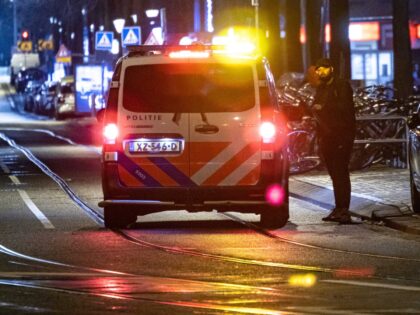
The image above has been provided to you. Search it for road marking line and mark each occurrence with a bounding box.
[322,280,420,292]
[8,175,21,185]
[0,128,101,155]
[0,132,102,226]
[0,161,10,174]
[17,189,54,229]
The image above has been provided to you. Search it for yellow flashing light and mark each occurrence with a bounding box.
[169,50,210,59]
[212,26,260,58]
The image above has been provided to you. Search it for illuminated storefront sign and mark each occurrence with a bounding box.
[325,24,331,43]
[300,25,306,44]
[323,22,381,42]
[349,22,380,41]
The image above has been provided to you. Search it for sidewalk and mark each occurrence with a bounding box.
[290,165,420,235]
[0,67,10,84]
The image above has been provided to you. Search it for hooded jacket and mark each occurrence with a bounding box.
[313,77,356,141]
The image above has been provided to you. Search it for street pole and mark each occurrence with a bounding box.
[82,6,89,63]
[12,0,17,48]
[252,0,259,49]
[160,8,167,44]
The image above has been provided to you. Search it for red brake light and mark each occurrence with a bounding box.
[103,123,119,144]
[259,122,276,143]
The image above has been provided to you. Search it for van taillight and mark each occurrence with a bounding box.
[103,123,119,144]
[102,86,119,161]
[259,122,276,143]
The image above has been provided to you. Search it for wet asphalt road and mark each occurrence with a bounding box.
[0,85,420,314]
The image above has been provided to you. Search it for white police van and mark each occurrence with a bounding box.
[98,44,289,229]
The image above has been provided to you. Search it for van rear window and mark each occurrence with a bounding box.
[123,63,255,113]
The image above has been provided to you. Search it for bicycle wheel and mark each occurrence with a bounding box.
[288,130,321,174]
[350,143,383,170]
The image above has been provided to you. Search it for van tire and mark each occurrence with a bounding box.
[104,206,137,229]
[260,205,289,229]
[260,210,288,229]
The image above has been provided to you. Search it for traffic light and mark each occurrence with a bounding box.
[21,30,30,40]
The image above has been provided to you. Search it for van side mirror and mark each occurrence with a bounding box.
[96,108,105,123]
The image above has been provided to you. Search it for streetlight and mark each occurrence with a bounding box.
[145,9,159,18]
[113,19,125,57]
[131,14,138,24]
[113,19,125,34]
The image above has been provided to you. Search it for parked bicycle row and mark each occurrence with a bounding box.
[276,74,419,174]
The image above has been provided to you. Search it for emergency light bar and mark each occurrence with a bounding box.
[128,44,222,54]
[127,44,258,59]
[168,51,210,59]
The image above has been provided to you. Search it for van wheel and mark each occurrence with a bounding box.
[104,206,137,229]
[260,206,289,229]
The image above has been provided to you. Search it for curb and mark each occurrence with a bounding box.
[291,180,420,236]
[381,216,420,236]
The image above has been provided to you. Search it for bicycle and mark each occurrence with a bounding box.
[287,116,321,174]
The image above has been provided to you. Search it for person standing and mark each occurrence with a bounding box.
[312,58,356,224]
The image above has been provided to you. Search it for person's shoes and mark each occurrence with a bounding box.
[322,208,353,224]
[331,208,353,224]
[322,208,338,221]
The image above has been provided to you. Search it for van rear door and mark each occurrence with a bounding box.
[117,61,192,188]
[188,61,261,187]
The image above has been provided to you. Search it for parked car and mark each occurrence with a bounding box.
[14,67,46,93]
[53,78,75,120]
[33,81,59,115]
[408,109,420,213]
[23,80,43,112]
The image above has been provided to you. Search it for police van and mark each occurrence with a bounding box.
[98,44,289,229]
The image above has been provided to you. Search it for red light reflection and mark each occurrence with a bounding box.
[265,184,285,206]
[334,267,376,279]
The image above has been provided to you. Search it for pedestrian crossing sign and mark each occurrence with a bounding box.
[95,31,113,51]
[56,44,72,64]
[121,26,141,47]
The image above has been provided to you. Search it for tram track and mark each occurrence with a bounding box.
[0,128,420,283]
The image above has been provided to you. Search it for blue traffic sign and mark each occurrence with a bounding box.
[95,32,113,51]
[121,26,141,47]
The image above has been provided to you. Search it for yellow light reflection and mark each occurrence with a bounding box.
[288,273,317,288]
[162,300,283,315]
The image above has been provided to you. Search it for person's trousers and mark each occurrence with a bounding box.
[319,136,355,210]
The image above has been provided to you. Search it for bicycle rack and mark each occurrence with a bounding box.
[354,115,409,168]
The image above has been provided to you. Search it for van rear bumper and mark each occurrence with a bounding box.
[101,162,288,213]
[98,199,272,213]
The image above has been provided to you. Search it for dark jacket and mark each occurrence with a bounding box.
[313,78,356,141]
